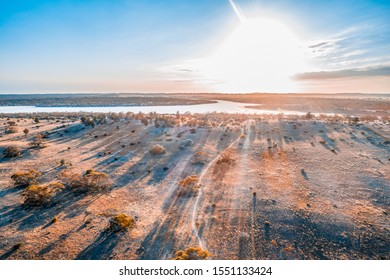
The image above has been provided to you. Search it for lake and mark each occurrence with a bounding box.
[0,100,305,115]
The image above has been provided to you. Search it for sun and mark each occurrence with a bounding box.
[202,17,303,93]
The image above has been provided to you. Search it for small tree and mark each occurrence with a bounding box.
[29,134,45,148]
[34,116,39,123]
[141,118,149,127]
[305,112,314,120]
[23,128,29,136]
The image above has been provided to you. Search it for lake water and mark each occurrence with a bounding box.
[0,100,305,115]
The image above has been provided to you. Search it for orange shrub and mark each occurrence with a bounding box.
[173,247,210,260]
[22,182,64,206]
[150,144,166,155]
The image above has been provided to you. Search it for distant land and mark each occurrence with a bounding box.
[0,93,388,117]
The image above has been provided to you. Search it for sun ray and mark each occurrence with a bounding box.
[228,0,246,23]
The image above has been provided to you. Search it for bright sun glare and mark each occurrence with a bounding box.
[202,17,304,93]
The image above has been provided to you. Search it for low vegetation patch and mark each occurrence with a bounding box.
[5,126,18,134]
[178,175,200,196]
[22,182,64,206]
[29,134,45,148]
[3,146,21,158]
[216,153,235,165]
[191,151,209,165]
[172,247,210,260]
[150,144,166,155]
[59,169,111,193]
[109,214,135,232]
[11,169,41,187]
[179,139,193,150]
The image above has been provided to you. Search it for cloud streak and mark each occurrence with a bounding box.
[294,65,390,80]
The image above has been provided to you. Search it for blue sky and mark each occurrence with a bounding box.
[0,0,389,93]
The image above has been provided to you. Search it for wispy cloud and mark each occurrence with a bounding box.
[294,65,390,80]
[304,23,389,71]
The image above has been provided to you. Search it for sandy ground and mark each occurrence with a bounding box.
[0,115,389,260]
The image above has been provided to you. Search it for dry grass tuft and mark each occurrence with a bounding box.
[59,170,111,193]
[109,214,135,232]
[178,175,200,196]
[191,151,209,165]
[150,144,166,155]
[11,169,41,187]
[22,182,64,206]
[216,153,235,165]
[172,247,210,260]
[3,146,21,158]
[179,175,199,188]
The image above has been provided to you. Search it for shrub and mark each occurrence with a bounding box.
[172,247,210,260]
[59,170,111,193]
[178,175,200,196]
[216,153,235,165]
[3,146,21,158]
[29,134,45,148]
[22,182,64,206]
[179,139,193,150]
[109,214,135,232]
[191,151,209,165]
[179,175,199,188]
[11,169,41,187]
[141,118,149,126]
[23,128,29,136]
[150,144,166,155]
[5,126,18,134]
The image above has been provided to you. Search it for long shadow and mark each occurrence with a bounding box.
[45,124,86,145]
[0,185,22,198]
[38,227,76,256]
[137,193,194,260]
[12,190,99,231]
[113,128,205,188]
[362,176,390,208]
[300,169,309,180]
[0,148,38,164]
[254,203,390,259]
[0,246,19,260]
[75,229,125,260]
[0,205,26,228]
[351,125,390,153]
